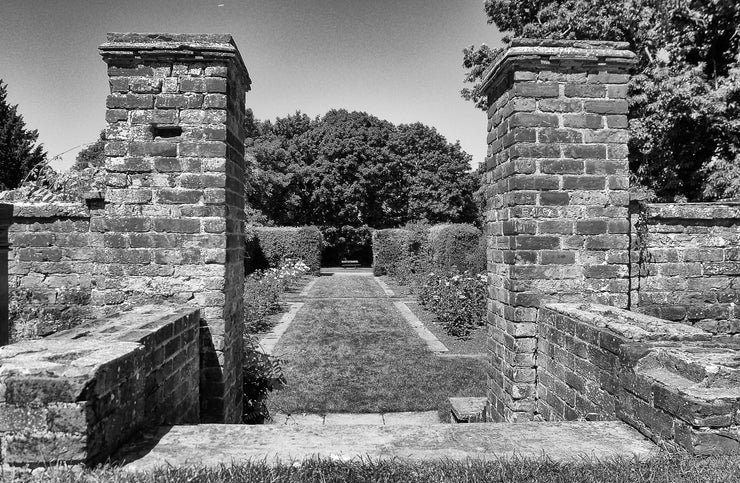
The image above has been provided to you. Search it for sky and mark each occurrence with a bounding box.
[0,0,503,171]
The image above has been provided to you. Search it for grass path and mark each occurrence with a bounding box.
[266,274,487,417]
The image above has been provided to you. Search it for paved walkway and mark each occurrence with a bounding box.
[262,270,451,355]
[117,271,657,470]
[120,421,656,470]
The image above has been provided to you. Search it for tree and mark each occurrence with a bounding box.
[0,80,46,190]
[246,109,479,228]
[463,0,740,201]
[73,130,106,170]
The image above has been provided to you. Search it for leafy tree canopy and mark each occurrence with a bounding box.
[245,109,479,228]
[73,130,106,170]
[0,79,46,190]
[463,0,740,201]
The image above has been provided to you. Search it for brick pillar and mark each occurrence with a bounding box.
[480,39,636,422]
[98,33,250,423]
[0,204,11,346]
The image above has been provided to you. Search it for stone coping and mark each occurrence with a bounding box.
[635,339,740,396]
[643,202,740,221]
[0,305,197,403]
[11,202,90,219]
[99,32,251,88]
[480,38,637,94]
[544,303,711,342]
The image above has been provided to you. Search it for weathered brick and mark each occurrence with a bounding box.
[106,94,154,109]
[514,82,559,98]
[563,113,603,129]
[509,112,559,128]
[562,145,607,159]
[538,99,582,112]
[180,77,227,93]
[584,99,629,115]
[564,84,606,98]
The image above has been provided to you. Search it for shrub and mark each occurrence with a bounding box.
[244,259,310,333]
[243,335,285,424]
[428,223,484,273]
[418,269,488,337]
[371,228,412,276]
[320,225,373,266]
[243,226,258,275]
[9,288,90,342]
[253,226,323,274]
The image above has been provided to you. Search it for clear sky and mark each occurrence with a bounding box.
[0,0,503,171]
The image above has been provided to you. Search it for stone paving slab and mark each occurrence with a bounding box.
[374,277,396,296]
[258,302,304,355]
[119,421,656,470]
[393,301,448,353]
[270,412,440,426]
[382,411,439,425]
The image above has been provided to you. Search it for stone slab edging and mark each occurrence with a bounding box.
[258,303,304,356]
[374,277,396,296]
[393,301,448,353]
[272,411,440,426]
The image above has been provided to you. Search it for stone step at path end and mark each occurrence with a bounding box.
[118,421,657,471]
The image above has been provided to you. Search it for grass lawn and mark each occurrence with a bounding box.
[404,301,487,355]
[15,454,740,482]
[305,274,386,298]
[266,295,487,416]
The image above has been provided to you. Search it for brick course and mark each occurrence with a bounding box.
[480,39,636,422]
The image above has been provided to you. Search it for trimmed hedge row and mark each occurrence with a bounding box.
[372,223,485,276]
[428,224,485,274]
[371,229,412,276]
[249,226,323,274]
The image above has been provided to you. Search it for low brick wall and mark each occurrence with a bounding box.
[8,203,94,309]
[0,305,199,467]
[630,202,740,336]
[536,303,740,454]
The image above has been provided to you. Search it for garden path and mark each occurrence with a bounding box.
[263,270,488,421]
[117,270,657,468]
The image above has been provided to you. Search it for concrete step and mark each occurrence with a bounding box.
[118,421,656,471]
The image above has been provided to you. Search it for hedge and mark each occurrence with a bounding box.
[371,229,412,276]
[427,223,485,273]
[252,226,323,274]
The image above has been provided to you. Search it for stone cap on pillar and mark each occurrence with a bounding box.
[99,32,251,90]
[480,38,637,95]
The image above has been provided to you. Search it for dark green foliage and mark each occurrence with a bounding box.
[0,79,46,190]
[320,225,373,266]
[9,288,90,342]
[242,335,285,424]
[253,226,323,274]
[428,224,485,273]
[418,270,488,338]
[462,1,740,201]
[371,228,412,276]
[73,130,106,170]
[243,226,258,275]
[246,109,479,228]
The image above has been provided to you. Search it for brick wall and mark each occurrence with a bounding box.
[1,203,10,345]
[0,305,199,467]
[630,202,740,336]
[98,33,250,423]
[480,39,636,422]
[535,303,740,455]
[7,203,94,313]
